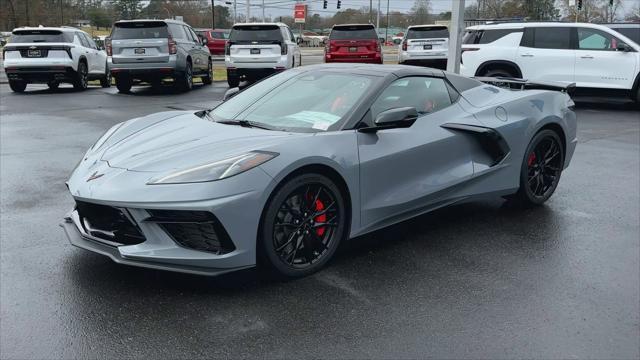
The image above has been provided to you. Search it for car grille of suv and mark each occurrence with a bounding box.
[145,210,235,254]
[75,201,146,245]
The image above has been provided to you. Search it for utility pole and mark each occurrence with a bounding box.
[369,0,372,24]
[446,0,465,74]
[385,0,389,44]
[60,0,64,26]
[211,0,215,28]
[376,0,380,31]
[262,0,265,21]
[246,0,250,22]
[25,0,30,26]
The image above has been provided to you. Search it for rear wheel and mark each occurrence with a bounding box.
[73,61,88,91]
[47,81,59,90]
[513,130,564,206]
[177,61,193,91]
[115,76,132,93]
[8,80,26,93]
[202,60,213,85]
[259,173,347,278]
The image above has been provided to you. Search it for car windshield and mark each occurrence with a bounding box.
[10,30,71,43]
[407,27,449,39]
[212,31,229,39]
[230,25,282,42]
[210,71,375,132]
[330,26,377,40]
[111,22,169,39]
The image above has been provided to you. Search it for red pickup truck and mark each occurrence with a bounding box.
[196,28,229,55]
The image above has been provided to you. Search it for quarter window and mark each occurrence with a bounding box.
[168,24,188,40]
[578,28,623,51]
[370,77,453,118]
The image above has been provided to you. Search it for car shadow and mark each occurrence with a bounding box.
[7,85,101,95]
[118,82,210,96]
[573,96,638,111]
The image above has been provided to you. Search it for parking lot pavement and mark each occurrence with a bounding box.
[0,83,638,359]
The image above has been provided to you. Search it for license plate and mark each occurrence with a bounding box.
[349,47,357,52]
[27,49,41,57]
[134,48,145,54]
[250,48,260,55]
[423,45,432,50]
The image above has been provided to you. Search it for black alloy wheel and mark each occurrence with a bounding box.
[178,62,193,91]
[100,66,112,88]
[260,173,347,278]
[202,60,213,85]
[73,61,88,90]
[515,129,564,206]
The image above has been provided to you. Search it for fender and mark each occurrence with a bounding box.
[475,60,523,79]
[441,123,510,166]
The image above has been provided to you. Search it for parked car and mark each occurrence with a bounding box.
[225,22,301,88]
[460,22,640,102]
[107,19,212,93]
[195,28,229,55]
[604,23,640,46]
[398,24,449,69]
[62,63,577,278]
[324,24,383,64]
[3,26,110,93]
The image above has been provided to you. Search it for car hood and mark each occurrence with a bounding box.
[97,111,303,173]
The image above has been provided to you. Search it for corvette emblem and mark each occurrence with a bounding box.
[86,171,104,182]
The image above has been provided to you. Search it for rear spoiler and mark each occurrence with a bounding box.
[474,77,576,95]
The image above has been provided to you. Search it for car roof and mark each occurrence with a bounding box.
[408,24,448,29]
[114,19,187,25]
[12,26,81,33]
[332,24,376,29]
[232,22,287,27]
[466,22,615,31]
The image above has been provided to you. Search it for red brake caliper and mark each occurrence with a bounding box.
[527,152,537,167]
[314,199,327,237]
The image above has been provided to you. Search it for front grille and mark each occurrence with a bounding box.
[146,210,235,254]
[75,201,145,245]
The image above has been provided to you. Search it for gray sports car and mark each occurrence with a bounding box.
[61,64,577,278]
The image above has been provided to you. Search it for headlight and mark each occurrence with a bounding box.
[147,151,278,185]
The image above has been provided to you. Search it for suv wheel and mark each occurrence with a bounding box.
[115,76,132,93]
[177,62,193,91]
[9,80,27,93]
[100,66,112,88]
[483,68,515,78]
[202,60,213,85]
[73,61,88,91]
[227,70,239,88]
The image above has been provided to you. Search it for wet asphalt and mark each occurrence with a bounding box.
[0,81,638,359]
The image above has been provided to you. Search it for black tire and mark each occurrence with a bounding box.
[202,60,213,85]
[258,173,348,278]
[100,66,111,88]
[227,71,239,88]
[115,76,132,93]
[177,61,193,91]
[8,80,26,93]
[73,61,88,91]
[47,81,59,90]
[483,68,515,78]
[512,129,564,207]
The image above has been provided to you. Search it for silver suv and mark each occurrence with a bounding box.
[107,19,212,93]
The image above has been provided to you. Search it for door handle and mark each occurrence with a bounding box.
[580,55,594,59]
[521,53,534,57]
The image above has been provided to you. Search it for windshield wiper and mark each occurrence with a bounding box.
[216,119,275,131]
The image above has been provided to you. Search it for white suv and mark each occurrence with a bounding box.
[398,25,449,69]
[3,26,110,92]
[225,22,301,87]
[460,22,640,102]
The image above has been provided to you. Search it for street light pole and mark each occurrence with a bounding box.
[376,0,380,30]
[385,0,389,43]
[446,0,465,73]
[211,0,215,28]
[262,0,265,21]
[246,0,250,22]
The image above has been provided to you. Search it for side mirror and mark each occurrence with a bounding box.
[199,35,208,45]
[617,43,631,52]
[223,87,240,101]
[296,36,302,45]
[360,107,418,133]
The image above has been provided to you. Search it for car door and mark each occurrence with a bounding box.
[574,27,637,90]
[516,27,575,83]
[76,32,96,72]
[357,76,479,229]
[185,26,208,71]
[86,35,106,74]
[286,26,300,67]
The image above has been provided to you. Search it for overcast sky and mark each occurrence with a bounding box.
[215,0,638,20]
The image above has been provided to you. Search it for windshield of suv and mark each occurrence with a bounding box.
[230,25,282,42]
[210,71,375,132]
[330,26,377,40]
[10,30,72,43]
[407,27,449,39]
[111,22,169,40]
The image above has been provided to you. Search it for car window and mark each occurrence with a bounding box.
[611,27,639,45]
[10,30,73,43]
[186,26,200,43]
[111,22,169,39]
[77,32,90,47]
[578,27,624,50]
[230,25,283,42]
[406,27,449,39]
[479,29,521,44]
[211,71,375,132]
[530,27,572,49]
[370,77,453,118]
[211,31,228,39]
[168,23,188,40]
[280,27,290,41]
[330,25,377,40]
[82,33,97,49]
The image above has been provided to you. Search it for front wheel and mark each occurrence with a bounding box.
[513,130,564,206]
[176,62,193,91]
[9,80,26,93]
[259,173,347,278]
[73,61,88,91]
[483,68,515,78]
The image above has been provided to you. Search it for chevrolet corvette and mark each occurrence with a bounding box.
[61,63,577,278]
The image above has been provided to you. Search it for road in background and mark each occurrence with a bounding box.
[0,83,638,359]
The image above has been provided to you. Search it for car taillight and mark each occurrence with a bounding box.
[376,41,381,52]
[168,36,177,55]
[402,40,407,51]
[281,42,287,55]
[105,38,112,56]
[225,42,231,55]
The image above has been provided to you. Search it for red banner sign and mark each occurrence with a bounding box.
[294,4,306,23]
